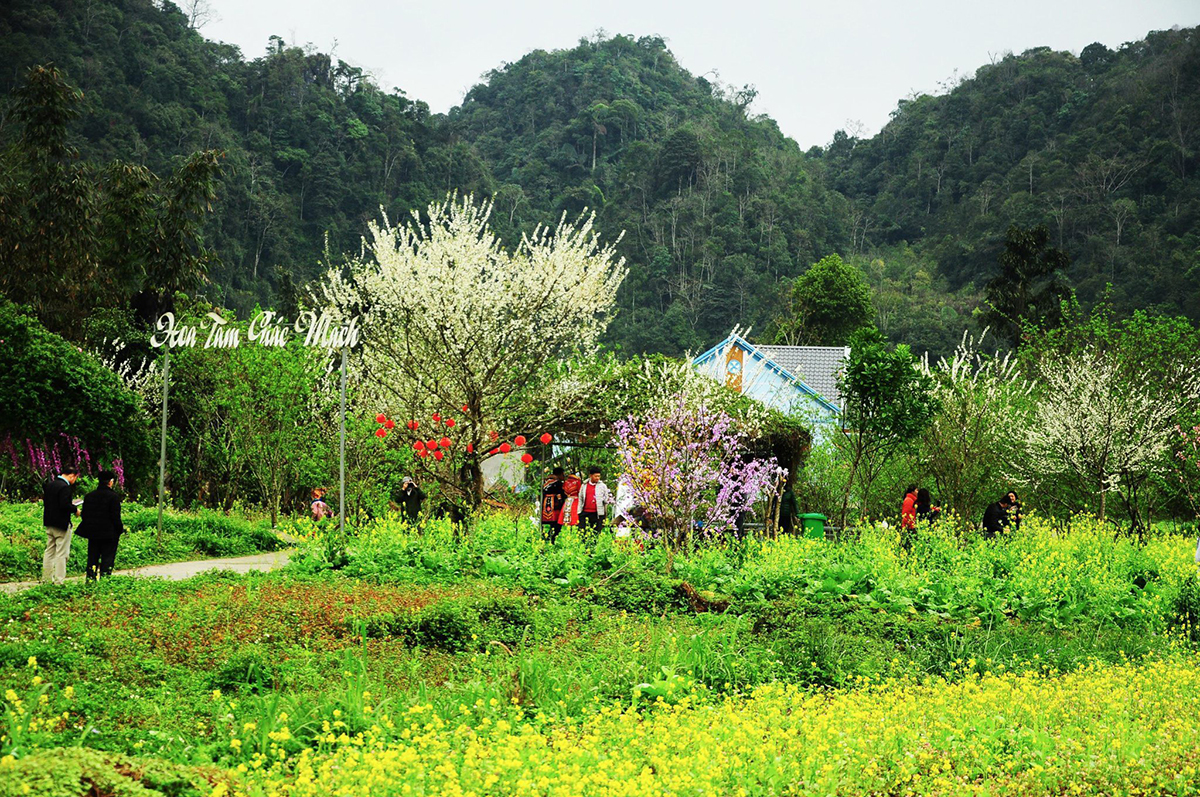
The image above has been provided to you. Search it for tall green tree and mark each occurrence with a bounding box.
[768,254,874,346]
[836,327,939,529]
[980,224,1070,347]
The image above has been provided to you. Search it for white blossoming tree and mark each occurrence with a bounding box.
[1022,350,1199,521]
[918,330,1034,523]
[318,194,626,511]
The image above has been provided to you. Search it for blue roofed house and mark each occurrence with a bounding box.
[691,329,849,437]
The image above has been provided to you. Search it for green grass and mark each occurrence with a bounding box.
[1,509,1198,795]
[0,502,283,581]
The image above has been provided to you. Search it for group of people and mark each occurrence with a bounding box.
[540,467,614,545]
[41,466,124,585]
[898,484,1023,538]
[309,477,427,525]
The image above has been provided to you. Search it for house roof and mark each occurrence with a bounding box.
[753,345,849,407]
[691,332,846,416]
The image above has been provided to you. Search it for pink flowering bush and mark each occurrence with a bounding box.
[614,396,780,571]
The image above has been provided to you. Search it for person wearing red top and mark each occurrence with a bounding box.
[578,467,613,547]
[900,485,918,530]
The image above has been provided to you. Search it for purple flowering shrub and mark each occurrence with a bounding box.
[614,396,781,565]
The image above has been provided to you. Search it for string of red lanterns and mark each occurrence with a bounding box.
[375,411,556,468]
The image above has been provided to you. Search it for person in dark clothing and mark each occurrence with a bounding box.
[981,494,1013,539]
[779,486,798,536]
[397,477,425,523]
[76,471,124,581]
[915,488,941,525]
[1006,490,1022,531]
[541,467,567,544]
[41,466,80,584]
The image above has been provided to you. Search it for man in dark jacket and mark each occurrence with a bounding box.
[42,466,80,584]
[981,494,1013,539]
[541,467,567,544]
[77,471,124,581]
[398,477,425,523]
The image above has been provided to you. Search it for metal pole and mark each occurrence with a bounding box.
[339,345,347,535]
[157,346,170,543]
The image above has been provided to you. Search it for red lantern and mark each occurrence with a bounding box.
[540,433,552,445]
[384,419,395,430]
[445,419,456,428]
[440,436,452,449]
[433,449,445,461]
[489,430,499,441]
[413,441,426,452]
[466,443,475,454]
[408,420,419,431]
[461,404,470,413]
[375,413,386,424]
[499,442,512,454]
[489,448,498,455]
[418,449,429,458]
[432,412,441,422]
[520,453,533,464]
[427,439,438,450]
[514,435,526,447]
[375,428,387,438]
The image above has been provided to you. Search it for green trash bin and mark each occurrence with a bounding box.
[798,513,827,540]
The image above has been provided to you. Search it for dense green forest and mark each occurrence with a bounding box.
[2,0,1197,356]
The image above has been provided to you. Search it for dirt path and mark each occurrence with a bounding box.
[0,549,294,594]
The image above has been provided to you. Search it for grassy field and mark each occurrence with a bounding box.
[0,502,284,582]
[2,512,1199,795]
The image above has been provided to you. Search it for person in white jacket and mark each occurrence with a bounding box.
[579,467,613,547]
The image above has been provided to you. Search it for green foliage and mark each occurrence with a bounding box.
[768,254,874,346]
[0,747,214,797]
[836,327,940,527]
[0,300,154,495]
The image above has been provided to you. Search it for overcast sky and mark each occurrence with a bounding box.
[201,0,1200,148]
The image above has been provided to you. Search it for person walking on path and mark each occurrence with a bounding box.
[981,494,1014,539]
[579,467,613,547]
[42,466,80,584]
[76,470,125,581]
[541,467,567,544]
[398,477,425,524]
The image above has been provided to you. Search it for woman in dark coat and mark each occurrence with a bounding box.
[77,470,124,581]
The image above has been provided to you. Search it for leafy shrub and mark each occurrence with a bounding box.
[0,747,215,797]
[209,647,277,694]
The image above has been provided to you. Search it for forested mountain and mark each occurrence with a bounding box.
[0,0,489,315]
[822,28,1200,318]
[448,35,850,352]
[2,0,1197,357]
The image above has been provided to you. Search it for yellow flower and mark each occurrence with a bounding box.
[25,657,36,669]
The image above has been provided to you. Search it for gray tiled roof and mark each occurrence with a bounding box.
[753,345,849,407]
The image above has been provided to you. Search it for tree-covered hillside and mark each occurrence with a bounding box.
[822,29,1200,320]
[2,0,1197,356]
[0,0,489,315]
[449,34,852,353]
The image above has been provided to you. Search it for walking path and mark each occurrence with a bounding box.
[0,549,294,594]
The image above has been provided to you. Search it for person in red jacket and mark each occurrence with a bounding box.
[900,485,918,530]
